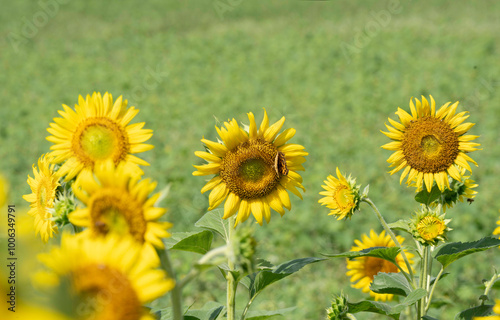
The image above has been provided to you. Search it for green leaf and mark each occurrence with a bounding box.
[245,307,295,320]
[415,184,442,205]
[195,209,229,240]
[163,230,213,254]
[347,300,398,319]
[435,237,500,269]
[246,257,324,299]
[429,272,449,286]
[184,302,224,320]
[370,272,412,296]
[423,316,440,320]
[388,219,411,234]
[455,305,494,320]
[347,289,426,319]
[323,246,401,265]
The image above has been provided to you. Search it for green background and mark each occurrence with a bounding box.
[1,0,499,318]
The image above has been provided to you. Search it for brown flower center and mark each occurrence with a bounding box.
[364,256,399,279]
[88,188,146,243]
[220,139,281,200]
[402,117,459,173]
[72,264,142,320]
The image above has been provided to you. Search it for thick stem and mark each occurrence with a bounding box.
[158,248,183,320]
[362,198,415,283]
[227,215,237,320]
[419,246,429,317]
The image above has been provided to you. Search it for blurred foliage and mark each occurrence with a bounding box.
[1,0,499,318]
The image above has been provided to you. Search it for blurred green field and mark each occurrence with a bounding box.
[1,0,499,318]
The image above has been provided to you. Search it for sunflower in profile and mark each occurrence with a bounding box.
[46,92,153,181]
[381,96,480,192]
[319,167,361,220]
[193,110,307,226]
[431,169,478,212]
[346,229,414,301]
[37,234,175,320]
[69,161,171,249]
[22,154,60,243]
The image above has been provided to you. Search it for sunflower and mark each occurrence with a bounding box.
[22,154,60,243]
[193,110,307,226]
[46,92,153,181]
[431,169,478,212]
[37,233,175,320]
[474,299,500,320]
[0,173,7,208]
[381,96,480,192]
[493,211,500,236]
[346,229,414,301]
[69,161,171,249]
[410,209,451,246]
[319,167,361,220]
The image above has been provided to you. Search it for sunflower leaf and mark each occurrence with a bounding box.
[455,304,494,320]
[388,219,411,234]
[415,184,442,205]
[434,237,500,269]
[245,257,324,299]
[163,231,213,254]
[346,300,399,319]
[370,272,412,296]
[195,209,229,240]
[322,246,401,265]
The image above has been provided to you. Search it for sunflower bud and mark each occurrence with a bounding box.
[234,226,257,274]
[326,291,349,320]
[49,190,76,228]
[410,208,451,246]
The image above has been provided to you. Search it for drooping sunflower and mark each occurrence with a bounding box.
[22,154,60,243]
[46,92,153,181]
[69,161,171,249]
[37,233,175,320]
[193,110,307,226]
[346,229,414,301]
[319,167,361,220]
[381,96,480,192]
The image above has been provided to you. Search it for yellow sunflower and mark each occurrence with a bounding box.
[46,92,153,181]
[0,173,7,208]
[381,96,480,192]
[37,233,175,320]
[319,167,360,220]
[346,229,414,301]
[193,110,307,226]
[474,299,500,319]
[493,211,500,236]
[69,161,171,249]
[22,154,60,243]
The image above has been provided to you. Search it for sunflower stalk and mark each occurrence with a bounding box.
[362,198,415,285]
[418,245,430,317]
[158,248,183,320]
[482,272,500,305]
[227,215,237,320]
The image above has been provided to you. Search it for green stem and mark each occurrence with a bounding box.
[482,272,500,305]
[426,266,444,312]
[240,293,259,320]
[227,215,237,320]
[419,245,429,317]
[158,248,183,320]
[346,314,358,320]
[362,198,415,283]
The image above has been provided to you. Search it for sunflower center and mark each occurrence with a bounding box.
[220,139,280,200]
[72,264,141,320]
[402,117,459,173]
[333,185,353,210]
[417,217,445,241]
[73,118,129,167]
[364,256,399,279]
[88,189,146,243]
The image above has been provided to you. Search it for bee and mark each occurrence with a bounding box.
[274,151,288,176]
[467,198,475,205]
